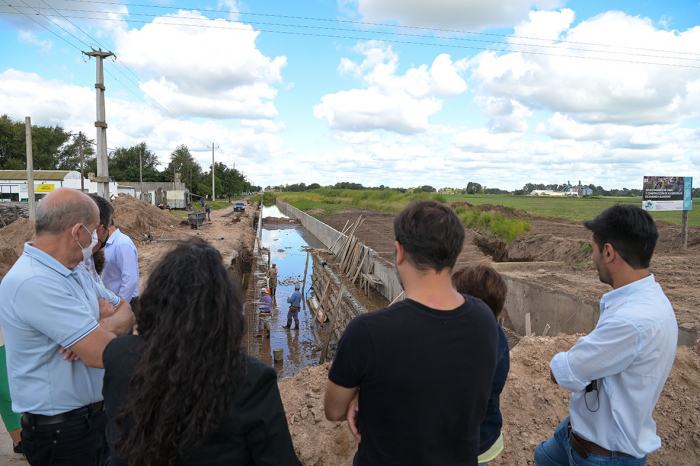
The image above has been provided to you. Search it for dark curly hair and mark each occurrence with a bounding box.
[113,238,246,466]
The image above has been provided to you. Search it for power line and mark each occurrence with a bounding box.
[0,0,83,52]
[6,10,700,69]
[10,5,700,63]
[59,0,700,58]
[14,0,92,49]
[9,5,700,63]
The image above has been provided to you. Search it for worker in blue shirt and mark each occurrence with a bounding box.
[283,285,302,330]
[205,204,211,222]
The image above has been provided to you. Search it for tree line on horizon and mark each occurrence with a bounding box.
[0,115,260,198]
[272,181,700,198]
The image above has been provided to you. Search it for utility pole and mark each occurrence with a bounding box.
[139,149,143,201]
[211,143,215,201]
[83,49,114,200]
[25,117,35,221]
[79,134,84,192]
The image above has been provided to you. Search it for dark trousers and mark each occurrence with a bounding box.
[21,409,109,466]
[286,306,300,327]
[270,279,277,296]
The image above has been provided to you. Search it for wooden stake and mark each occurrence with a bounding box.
[542,324,551,337]
[389,290,405,306]
[329,220,351,254]
[320,285,345,363]
[351,247,367,284]
[301,251,310,311]
[525,313,532,337]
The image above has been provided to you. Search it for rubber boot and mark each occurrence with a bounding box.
[282,321,291,329]
[292,323,299,330]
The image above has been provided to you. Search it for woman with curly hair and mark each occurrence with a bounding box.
[102,238,301,466]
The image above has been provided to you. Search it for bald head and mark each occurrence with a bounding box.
[35,188,99,236]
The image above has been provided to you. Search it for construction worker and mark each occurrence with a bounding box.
[267,263,278,296]
[283,285,302,330]
[205,204,211,222]
[255,290,272,339]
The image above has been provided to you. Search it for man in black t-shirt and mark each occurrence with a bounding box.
[325,201,498,466]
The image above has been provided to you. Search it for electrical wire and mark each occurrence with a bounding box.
[5,10,699,69]
[0,0,83,52]
[59,0,700,58]
[10,5,700,63]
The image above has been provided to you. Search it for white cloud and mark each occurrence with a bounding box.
[468,9,700,126]
[0,70,286,178]
[314,41,468,133]
[349,0,564,30]
[113,11,287,119]
[17,31,52,53]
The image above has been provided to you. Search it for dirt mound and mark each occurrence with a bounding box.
[508,234,591,265]
[279,363,355,466]
[655,221,700,253]
[447,201,474,209]
[493,335,700,466]
[278,336,700,466]
[0,218,35,280]
[111,194,187,241]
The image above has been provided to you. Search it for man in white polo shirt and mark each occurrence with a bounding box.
[0,188,135,466]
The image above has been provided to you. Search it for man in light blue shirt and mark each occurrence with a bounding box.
[0,188,134,465]
[103,220,140,308]
[535,205,677,466]
[283,285,303,330]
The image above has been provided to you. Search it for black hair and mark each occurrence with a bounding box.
[113,238,246,466]
[583,204,658,269]
[88,193,114,229]
[394,200,465,272]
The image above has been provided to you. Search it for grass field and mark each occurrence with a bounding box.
[444,194,699,226]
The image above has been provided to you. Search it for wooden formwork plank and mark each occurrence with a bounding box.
[329,220,351,255]
[351,247,367,284]
[320,284,346,363]
[317,282,331,323]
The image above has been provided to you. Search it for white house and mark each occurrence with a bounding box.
[0,170,120,202]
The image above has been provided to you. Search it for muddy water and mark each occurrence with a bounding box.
[261,219,328,378]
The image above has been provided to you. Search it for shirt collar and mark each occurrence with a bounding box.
[22,243,72,277]
[600,273,656,313]
[106,228,120,245]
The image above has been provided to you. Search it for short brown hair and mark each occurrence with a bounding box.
[452,265,507,318]
[394,201,465,272]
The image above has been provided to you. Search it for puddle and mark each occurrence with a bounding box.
[262,225,326,378]
[262,204,288,218]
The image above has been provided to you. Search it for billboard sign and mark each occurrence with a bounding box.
[642,176,692,211]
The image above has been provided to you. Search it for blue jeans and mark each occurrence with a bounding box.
[535,417,646,466]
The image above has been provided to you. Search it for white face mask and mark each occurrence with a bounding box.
[73,224,99,261]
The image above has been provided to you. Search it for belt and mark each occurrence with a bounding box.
[568,423,630,458]
[289,306,300,310]
[22,401,105,426]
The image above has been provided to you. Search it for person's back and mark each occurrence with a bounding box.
[103,239,299,466]
[325,201,498,466]
[332,297,497,465]
[104,337,295,466]
[452,265,511,464]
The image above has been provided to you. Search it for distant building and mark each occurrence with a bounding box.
[0,170,120,202]
[531,190,568,196]
[581,187,593,196]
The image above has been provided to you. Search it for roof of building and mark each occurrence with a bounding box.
[0,170,79,181]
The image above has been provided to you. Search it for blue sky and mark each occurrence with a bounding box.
[1,0,699,190]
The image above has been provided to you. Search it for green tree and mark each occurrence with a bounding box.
[107,142,161,182]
